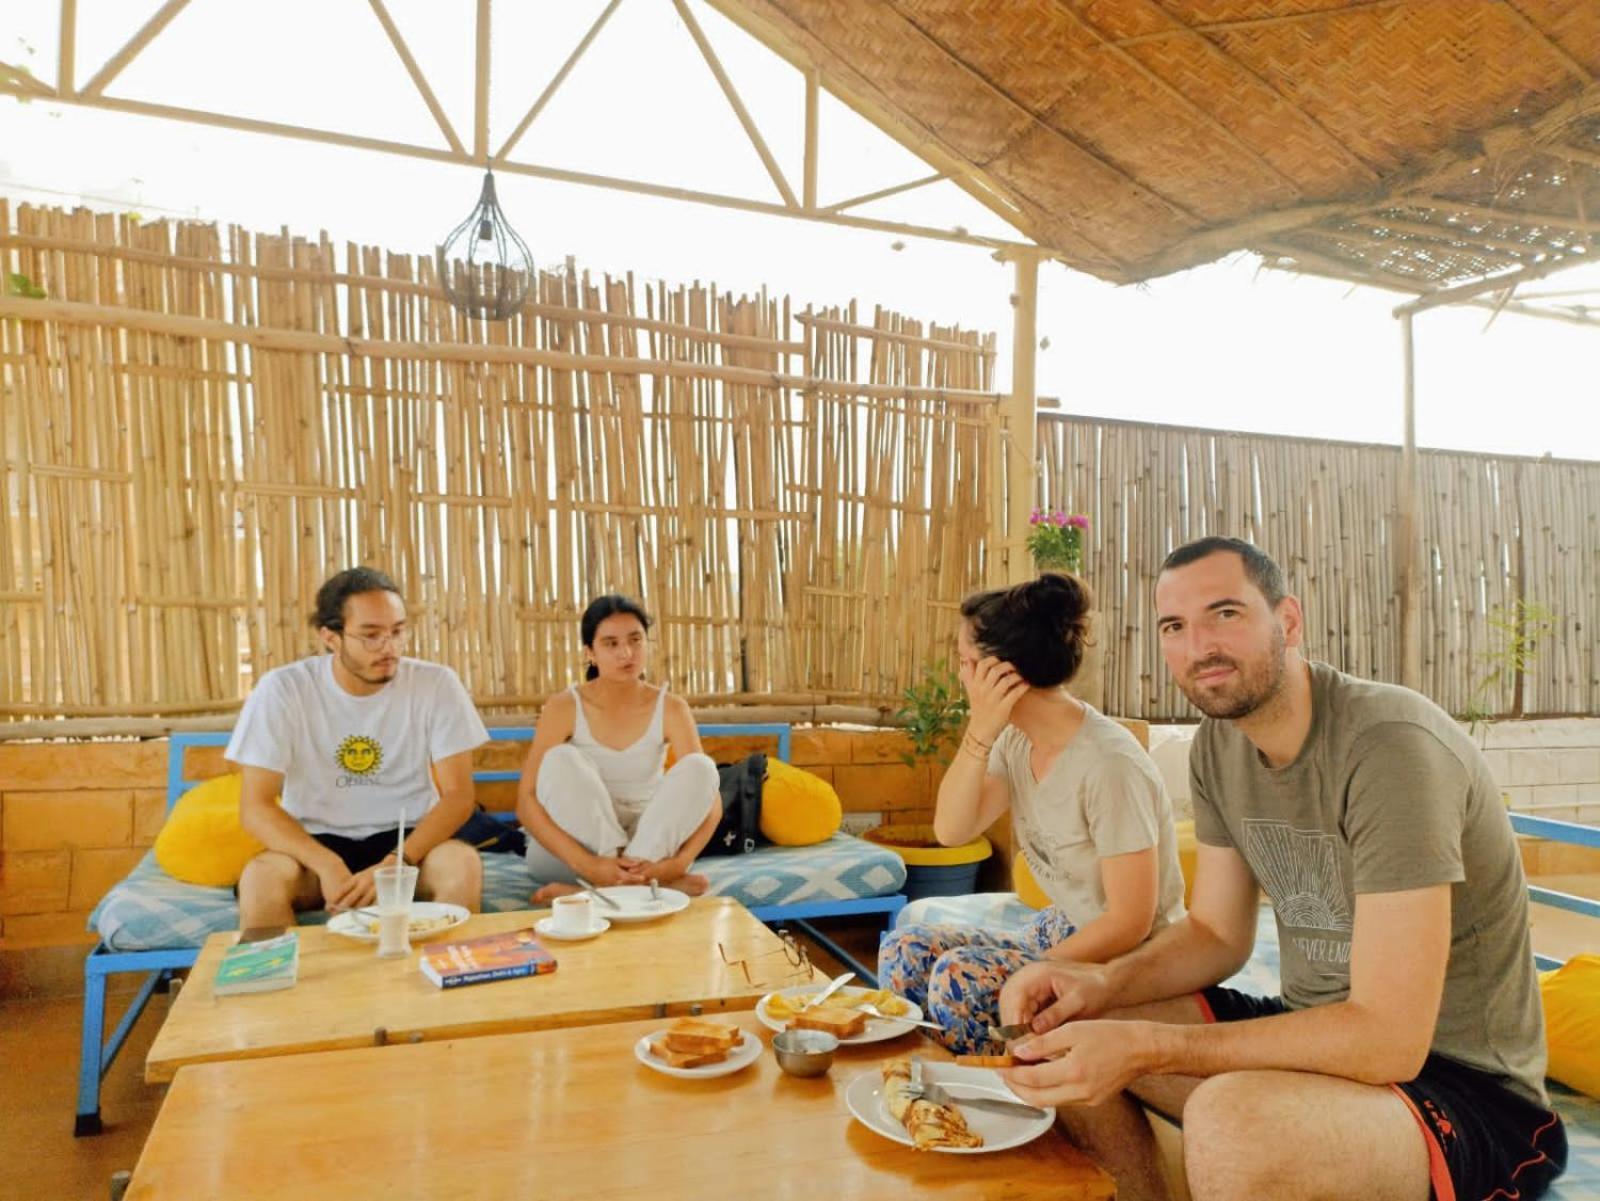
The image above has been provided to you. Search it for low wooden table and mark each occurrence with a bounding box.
[146,898,818,1083]
[127,1012,1114,1200]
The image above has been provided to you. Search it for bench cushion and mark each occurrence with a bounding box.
[91,834,907,951]
[892,892,1595,1200]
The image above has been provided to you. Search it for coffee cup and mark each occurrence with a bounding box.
[551,892,595,935]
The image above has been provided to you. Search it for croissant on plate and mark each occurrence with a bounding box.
[881,1059,983,1150]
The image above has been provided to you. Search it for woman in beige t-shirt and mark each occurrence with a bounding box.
[879,573,1186,1054]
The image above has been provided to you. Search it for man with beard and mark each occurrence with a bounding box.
[230,566,489,927]
[995,538,1565,1201]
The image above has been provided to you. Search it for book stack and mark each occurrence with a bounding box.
[418,928,557,989]
[214,931,300,997]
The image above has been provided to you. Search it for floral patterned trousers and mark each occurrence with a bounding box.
[877,908,1076,1055]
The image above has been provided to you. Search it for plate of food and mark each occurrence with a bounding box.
[845,1059,1053,1154]
[755,984,924,1045]
[583,884,691,923]
[326,901,469,943]
[634,1018,762,1079]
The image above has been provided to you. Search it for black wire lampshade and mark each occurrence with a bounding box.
[436,170,533,320]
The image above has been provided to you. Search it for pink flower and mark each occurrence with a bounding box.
[1068,514,1090,530]
[1052,511,1068,527]
[1029,509,1043,525]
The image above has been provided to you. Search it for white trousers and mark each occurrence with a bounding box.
[524,745,720,883]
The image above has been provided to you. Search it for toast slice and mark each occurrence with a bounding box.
[650,1039,730,1069]
[662,1017,740,1055]
[955,1053,1016,1068]
[790,1007,867,1038]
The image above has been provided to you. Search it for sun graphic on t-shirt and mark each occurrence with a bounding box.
[335,735,383,776]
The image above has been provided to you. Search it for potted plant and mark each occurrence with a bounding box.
[1026,509,1089,574]
[861,663,992,901]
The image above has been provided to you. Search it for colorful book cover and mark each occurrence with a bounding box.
[214,931,300,997]
[418,928,557,989]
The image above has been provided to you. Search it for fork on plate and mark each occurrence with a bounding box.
[907,1055,1045,1117]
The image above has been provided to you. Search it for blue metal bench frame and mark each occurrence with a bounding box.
[75,722,905,1135]
[1509,813,1600,970]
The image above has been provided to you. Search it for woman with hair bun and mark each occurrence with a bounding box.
[879,572,1186,1054]
[515,594,720,903]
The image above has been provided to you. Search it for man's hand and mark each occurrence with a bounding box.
[583,855,648,886]
[1002,1020,1160,1108]
[1000,959,1115,1032]
[960,655,1029,743]
[322,863,381,911]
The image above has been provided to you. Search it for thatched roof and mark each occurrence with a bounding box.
[710,0,1600,290]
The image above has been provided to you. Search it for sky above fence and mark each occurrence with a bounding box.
[3,0,1598,462]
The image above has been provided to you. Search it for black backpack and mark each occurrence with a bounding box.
[701,752,767,856]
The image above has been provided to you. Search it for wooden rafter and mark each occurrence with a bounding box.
[57,0,75,95]
[823,173,943,214]
[473,0,490,161]
[1135,0,1381,182]
[1111,0,1413,46]
[671,0,798,209]
[0,60,56,99]
[79,0,191,99]
[1410,197,1600,237]
[1350,214,1569,259]
[803,67,819,210]
[495,0,623,163]
[0,88,1040,253]
[699,0,1082,263]
[367,0,464,155]
[1557,142,1600,172]
[1394,254,1578,313]
[1049,0,1305,200]
[880,0,1203,226]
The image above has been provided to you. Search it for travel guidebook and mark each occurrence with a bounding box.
[419,927,558,989]
[214,931,301,997]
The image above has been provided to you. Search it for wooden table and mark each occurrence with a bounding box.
[127,1012,1115,1200]
[146,898,819,1083]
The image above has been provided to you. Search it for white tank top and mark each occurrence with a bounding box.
[567,683,668,804]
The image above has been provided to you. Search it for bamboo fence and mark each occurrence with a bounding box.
[1039,413,1600,720]
[0,201,998,723]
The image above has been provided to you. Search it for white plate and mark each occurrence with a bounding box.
[534,915,610,941]
[754,985,924,1045]
[585,885,691,923]
[844,1065,1054,1154]
[633,1028,762,1079]
[326,901,469,943]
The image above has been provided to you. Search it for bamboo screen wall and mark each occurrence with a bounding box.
[0,201,998,721]
[1039,414,1600,720]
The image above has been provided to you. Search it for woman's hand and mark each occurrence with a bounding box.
[960,655,1029,743]
[582,855,648,886]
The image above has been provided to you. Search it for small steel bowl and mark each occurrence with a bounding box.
[772,1028,839,1077]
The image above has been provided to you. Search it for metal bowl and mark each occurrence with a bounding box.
[772,1028,839,1077]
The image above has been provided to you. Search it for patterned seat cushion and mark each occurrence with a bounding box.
[893,892,1596,1198]
[92,835,907,949]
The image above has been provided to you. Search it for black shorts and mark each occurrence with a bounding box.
[312,827,414,874]
[1198,986,1568,1201]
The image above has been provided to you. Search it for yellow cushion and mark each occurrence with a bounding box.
[1541,954,1600,1098]
[1013,852,1051,910]
[153,773,275,887]
[759,760,842,846]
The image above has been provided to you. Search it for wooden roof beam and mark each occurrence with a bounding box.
[473,0,490,161]
[1409,197,1600,237]
[79,0,190,98]
[1349,214,1574,258]
[0,59,57,100]
[671,0,798,209]
[823,173,944,214]
[1500,1,1594,86]
[1112,1,1414,45]
[367,0,464,156]
[57,0,75,96]
[495,0,622,163]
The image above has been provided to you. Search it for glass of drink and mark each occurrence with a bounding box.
[373,864,420,959]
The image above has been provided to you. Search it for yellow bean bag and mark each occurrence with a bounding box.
[1541,954,1600,1098]
[759,759,842,846]
[1013,852,1052,910]
[153,773,277,887]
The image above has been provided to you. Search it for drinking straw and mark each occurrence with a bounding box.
[397,810,405,866]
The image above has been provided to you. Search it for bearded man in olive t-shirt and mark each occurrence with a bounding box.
[992,538,1566,1201]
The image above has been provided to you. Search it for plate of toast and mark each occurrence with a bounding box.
[634,1017,762,1079]
[755,984,924,1045]
[846,1059,1053,1154]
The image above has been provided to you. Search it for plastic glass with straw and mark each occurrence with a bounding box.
[374,813,418,959]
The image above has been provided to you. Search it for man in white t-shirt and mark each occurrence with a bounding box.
[229,567,491,927]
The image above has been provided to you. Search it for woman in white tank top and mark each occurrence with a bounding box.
[515,595,721,903]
